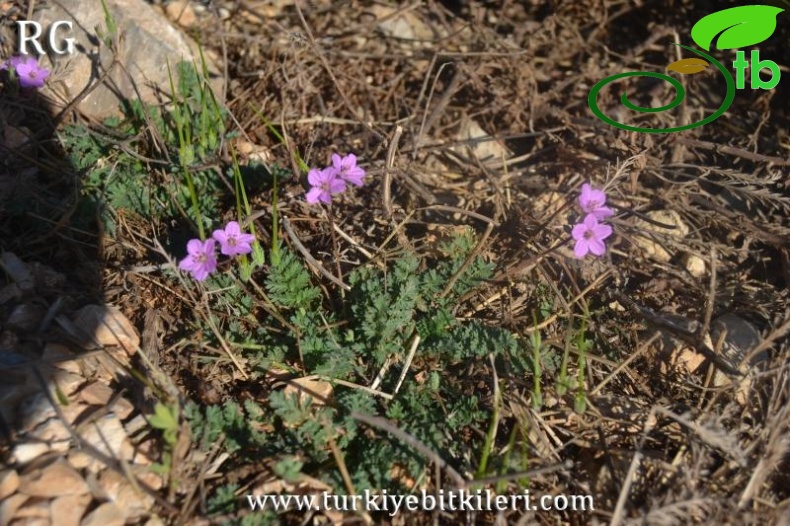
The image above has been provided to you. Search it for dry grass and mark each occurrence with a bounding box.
[1,0,789,524]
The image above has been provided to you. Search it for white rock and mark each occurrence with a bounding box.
[282,376,333,407]
[72,304,140,355]
[164,0,197,28]
[42,343,83,375]
[80,502,125,526]
[51,493,92,526]
[33,0,221,121]
[0,469,20,500]
[79,381,114,406]
[682,253,706,278]
[453,117,512,167]
[98,469,153,519]
[0,494,28,526]
[11,498,50,520]
[632,210,689,263]
[10,443,51,465]
[18,459,90,497]
[69,413,133,471]
[369,4,441,45]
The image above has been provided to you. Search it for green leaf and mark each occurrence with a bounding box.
[273,457,304,483]
[691,5,784,51]
[252,242,265,267]
[148,402,179,432]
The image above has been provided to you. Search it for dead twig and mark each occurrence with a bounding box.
[282,215,351,291]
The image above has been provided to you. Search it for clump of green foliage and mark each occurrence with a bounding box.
[186,230,537,515]
[60,61,226,235]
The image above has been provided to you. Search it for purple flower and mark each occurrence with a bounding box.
[331,153,365,187]
[572,214,613,258]
[306,166,346,204]
[0,56,25,71]
[179,238,218,281]
[212,221,255,257]
[578,183,613,221]
[2,55,50,88]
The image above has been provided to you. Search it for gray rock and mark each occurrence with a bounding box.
[710,313,766,372]
[32,0,221,121]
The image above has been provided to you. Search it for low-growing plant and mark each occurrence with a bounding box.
[184,229,547,513]
[60,60,227,236]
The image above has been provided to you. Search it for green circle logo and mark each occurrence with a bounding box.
[587,44,736,133]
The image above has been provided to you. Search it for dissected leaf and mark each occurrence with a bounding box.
[667,57,710,75]
[691,5,783,51]
[149,402,179,431]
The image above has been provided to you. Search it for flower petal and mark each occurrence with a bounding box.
[179,256,196,271]
[186,238,204,255]
[225,221,241,235]
[307,168,324,186]
[331,153,342,171]
[318,190,332,204]
[593,223,613,240]
[588,238,606,256]
[574,239,590,258]
[582,214,600,228]
[572,222,588,240]
[329,177,347,194]
[212,229,228,244]
[238,233,255,244]
[306,186,323,204]
[593,207,614,220]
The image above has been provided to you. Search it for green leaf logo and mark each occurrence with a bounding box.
[691,5,784,51]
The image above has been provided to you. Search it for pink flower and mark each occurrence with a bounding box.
[331,153,365,187]
[306,167,346,204]
[179,238,218,281]
[572,214,613,258]
[0,56,25,71]
[212,221,255,257]
[2,55,50,88]
[578,183,613,221]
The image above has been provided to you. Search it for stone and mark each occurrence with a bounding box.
[282,376,333,408]
[682,253,706,278]
[6,302,45,331]
[51,493,92,526]
[13,499,51,520]
[710,313,767,404]
[72,304,140,355]
[0,252,34,292]
[369,4,442,48]
[0,469,20,500]
[0,494,28,526]
[18,459,89,497]
[42,343,82,375]
[632,210,689,263]
[69,413,133,471]
[10,392,86,464]
[453,117,512,167]
[32,0,221,121]
[9,443,51,465]
[97,469,153,519]
[164,0,197,28]
[144,516,166,526]
[80,502,125,526]
[135,469,164,491]
[79,381,114,406]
